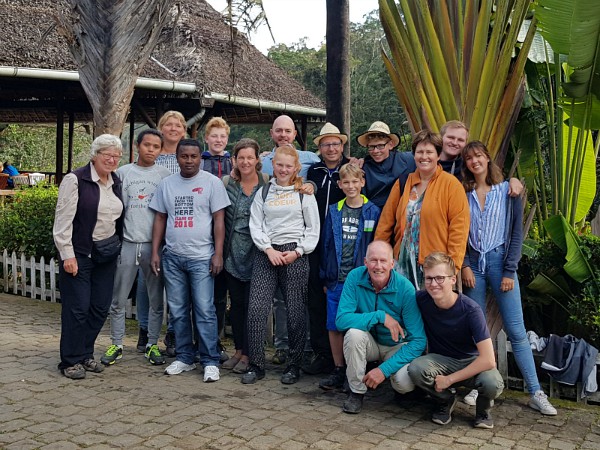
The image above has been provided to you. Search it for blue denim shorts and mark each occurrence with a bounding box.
[326,283,345,331]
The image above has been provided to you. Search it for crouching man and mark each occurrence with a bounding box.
[409,252,504,429]
[335,240,426,414]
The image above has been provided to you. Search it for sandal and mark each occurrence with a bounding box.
[233,359,250,374]
[62,363,86,379]
[83,358,104,373]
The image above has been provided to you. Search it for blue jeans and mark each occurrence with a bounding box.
[463,245,541,394]
[162,251,219,366]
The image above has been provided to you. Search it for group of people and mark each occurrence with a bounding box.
[53,111,557,429]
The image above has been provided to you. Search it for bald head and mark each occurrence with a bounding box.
[364,241,394,290]
[270,115,297,147]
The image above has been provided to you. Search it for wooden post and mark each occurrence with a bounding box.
[56,99,65,185]
[129,105,135,163]
[67,111,74,176]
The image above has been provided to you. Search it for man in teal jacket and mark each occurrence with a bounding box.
[336,240,426,414]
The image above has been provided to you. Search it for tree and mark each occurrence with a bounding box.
[379,0,535,161]
[56,0,174,136]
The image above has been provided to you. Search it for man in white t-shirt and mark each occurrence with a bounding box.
[150,139,231,382]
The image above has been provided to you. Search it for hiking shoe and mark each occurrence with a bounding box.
[241,365,265,384]
[164,331,176,357]
[463,389,478,406]
[529,390,557,416]
[203,365,220,382]
[319,366,346,391]
[82,358,104,373]
[100,345,123,366]
[145,344,166,365]
[61,363,86,379]
[431,396,458,425]
[136,328,148,353]
[281,364,300,384]
[164,360,196,375]
[342,392,364,414]
[302,353,334,375]
[272,349,288,365]
[474,412,494,429]
[218,342,229,364]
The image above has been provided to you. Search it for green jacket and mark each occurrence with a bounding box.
[335,266,426,378]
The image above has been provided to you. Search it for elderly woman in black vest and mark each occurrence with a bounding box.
[53,134,124,379]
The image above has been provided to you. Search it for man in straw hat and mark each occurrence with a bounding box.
[356,121,415,209]
[302,123,350,376]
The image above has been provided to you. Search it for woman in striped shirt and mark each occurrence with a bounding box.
[460,141,556,416]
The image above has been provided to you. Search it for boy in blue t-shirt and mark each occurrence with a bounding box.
[319,164,380,390]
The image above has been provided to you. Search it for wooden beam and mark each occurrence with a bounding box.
[56,100,64,185]
[67,111,74,175]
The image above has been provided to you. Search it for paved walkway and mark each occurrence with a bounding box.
[1,294,600,449]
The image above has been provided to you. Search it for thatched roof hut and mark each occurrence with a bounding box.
[0,0,325,126]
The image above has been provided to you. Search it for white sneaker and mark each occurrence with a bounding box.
[164,360,196,375]
[463,389,478,406]
[529,390,557,416]
[203,365,220,382]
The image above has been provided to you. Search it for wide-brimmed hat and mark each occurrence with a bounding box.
[356,121,400,148]
[314,122,348,146]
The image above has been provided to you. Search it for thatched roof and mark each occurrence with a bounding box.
[0,0,325,124]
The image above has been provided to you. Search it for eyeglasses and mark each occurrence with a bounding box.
[367,143,389,152]
[97,151,123,161]
[424,275,454,285]
[319,142,342,149]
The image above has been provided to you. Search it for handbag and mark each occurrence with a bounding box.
[91,234,121,263]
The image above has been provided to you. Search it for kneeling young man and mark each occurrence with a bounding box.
[409,252,504,429]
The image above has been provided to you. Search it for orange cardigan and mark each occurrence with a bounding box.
[374,165,469,269]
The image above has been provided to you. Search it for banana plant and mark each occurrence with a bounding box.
[378,0,535,160]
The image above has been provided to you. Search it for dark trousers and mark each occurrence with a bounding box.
[247,243,308,369]
[214,270,228,340]
[58,253,117,369]
[226,270,250,356]
[307,251,331,359]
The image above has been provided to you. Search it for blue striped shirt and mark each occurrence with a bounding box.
[467,181,508,273]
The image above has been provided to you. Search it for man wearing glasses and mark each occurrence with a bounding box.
[408,252,504,429]
[303,123,350,376]
[356,121,416,209]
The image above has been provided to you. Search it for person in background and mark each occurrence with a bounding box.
[335,240,426,414]
[460,141,557,416]
[357,121,416,209]
[303,122,350,376]
[375,130,469,289]
[409,252,504,429]
[202,116,233,364]
[243,146,320,385]
[53,134,124,379]
[318,163,381,391]
[221,138,270,374]
[150,139,230,382]
[100,130,171,367]
[2,160,19,188]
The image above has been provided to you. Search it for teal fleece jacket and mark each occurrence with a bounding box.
[335,266,427,378]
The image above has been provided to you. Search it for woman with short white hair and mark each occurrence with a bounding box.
[53,134,124,379]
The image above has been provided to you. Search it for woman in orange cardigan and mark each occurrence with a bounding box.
[374,130,469,288]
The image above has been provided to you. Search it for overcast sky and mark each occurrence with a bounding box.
[206,0,379,54]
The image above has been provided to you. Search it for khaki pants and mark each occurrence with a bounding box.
[343,328,415,395]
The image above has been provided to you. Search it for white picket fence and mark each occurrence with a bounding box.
[1,250,60,302]
[0,250,141,319]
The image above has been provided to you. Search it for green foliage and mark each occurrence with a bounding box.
[522,233,600,346]
[0,124,92,171]
[0,185,59,260]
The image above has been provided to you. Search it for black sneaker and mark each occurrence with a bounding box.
[164,331,176,357]
[319,366,346,391]
[241,365,265,384]
[281,364,301,384]
[474,412,494,429]
[342,392,364,414]
[136,328,148,353]
[302,353,334,375]
[431,396,458,425]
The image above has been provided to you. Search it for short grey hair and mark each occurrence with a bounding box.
[90,134,123,158]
